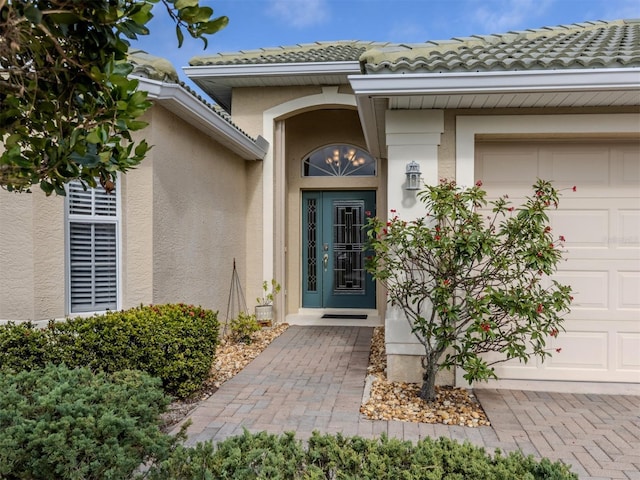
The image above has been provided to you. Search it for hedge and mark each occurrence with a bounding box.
[0,304,219,398]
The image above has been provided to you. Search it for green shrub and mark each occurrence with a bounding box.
[49,304,219,398]
[0,364,177,480]
[0,304,220,399]
[228,312,260,344]
[146,430,308,480]
[147,430,578,479]
[0,322,51,372]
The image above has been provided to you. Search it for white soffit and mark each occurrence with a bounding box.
[135,77,269,161]
[350,68,640,158]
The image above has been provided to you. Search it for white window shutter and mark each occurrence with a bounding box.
[67,180,118,313]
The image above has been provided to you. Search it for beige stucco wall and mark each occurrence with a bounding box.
[231,86,323,138]
[0,188,65,321]
[139,105,249,317]
[120,122,155,308]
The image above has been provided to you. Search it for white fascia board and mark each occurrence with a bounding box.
[184,61,361,80]
[134,77,269,160]
[349,68,640,96]
[354,94,382,159]
[350,68,639,159]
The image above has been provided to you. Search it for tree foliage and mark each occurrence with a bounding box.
[0,0,227,194]
[366,179,573,401]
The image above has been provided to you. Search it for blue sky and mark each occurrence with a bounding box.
[132,0,640,91]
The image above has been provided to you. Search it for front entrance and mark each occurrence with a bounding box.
[302,191,376,309]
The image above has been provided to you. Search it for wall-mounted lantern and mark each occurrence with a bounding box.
[405,161,422,190]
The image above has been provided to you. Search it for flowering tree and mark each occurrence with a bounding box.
[366,179,573,402]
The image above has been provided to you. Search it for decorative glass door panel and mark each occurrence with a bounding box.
[302,191,375,309]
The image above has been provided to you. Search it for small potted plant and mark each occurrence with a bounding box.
[255,279,281,326]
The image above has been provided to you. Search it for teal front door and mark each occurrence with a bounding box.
[302,191,376,309]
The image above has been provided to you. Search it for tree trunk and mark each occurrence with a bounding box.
[419,358,438,402]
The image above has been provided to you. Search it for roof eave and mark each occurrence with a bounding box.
[134,77,269,161]
[185,61,361,78]
[184,61,361,111]
[349,68,640,97]
[350,68,640,158]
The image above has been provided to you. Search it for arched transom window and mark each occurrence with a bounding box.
[302,144,376,177]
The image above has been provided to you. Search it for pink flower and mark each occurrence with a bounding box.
[365,210,371,217]
[572,186,577,192]
[556,348,562,353]
[508,207,514,212]
[481,323,491,332]
[537,304,544,314]
[475,180,483,187]
[390,209,397,213]
[550,328,558,338]
[434,235,441,241]
[559,235,566,242]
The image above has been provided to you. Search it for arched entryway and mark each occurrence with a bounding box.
[281,108,385,319]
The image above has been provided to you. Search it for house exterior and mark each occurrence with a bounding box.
[0,55,268,325]
[1,19,638,392]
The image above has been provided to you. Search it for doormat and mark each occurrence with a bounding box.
[321,314,368,319]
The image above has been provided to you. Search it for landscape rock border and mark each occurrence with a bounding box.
[360,326,491,427]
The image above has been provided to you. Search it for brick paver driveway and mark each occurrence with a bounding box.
[174,326,640,479]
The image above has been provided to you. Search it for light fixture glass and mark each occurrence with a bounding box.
[405,161,421,190]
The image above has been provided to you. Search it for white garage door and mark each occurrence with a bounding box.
[476,140,640,384]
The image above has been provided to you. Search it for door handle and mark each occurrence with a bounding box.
[323,253,329,270]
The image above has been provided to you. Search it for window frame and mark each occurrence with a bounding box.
[65,178,121,316]
[302,143,377,177]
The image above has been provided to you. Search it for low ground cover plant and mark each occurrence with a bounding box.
[0,364,179,480]
[145,430,578,479]
[0,303,219,398]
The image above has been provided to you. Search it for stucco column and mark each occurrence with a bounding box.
[384,109,446,383]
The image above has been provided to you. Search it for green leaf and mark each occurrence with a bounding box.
[129,3,154,25]
[39,181,54,195]
[192,6,213,23]
[200,16,229,35]
[70,151,101,167]
[86,130,101,144]
[4,134,22,148]
[175,0,199,9]
[125,120,148,131]
[23,5,42,24]
[176,24,185,47]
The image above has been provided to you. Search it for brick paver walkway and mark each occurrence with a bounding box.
[175,326,640,479]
